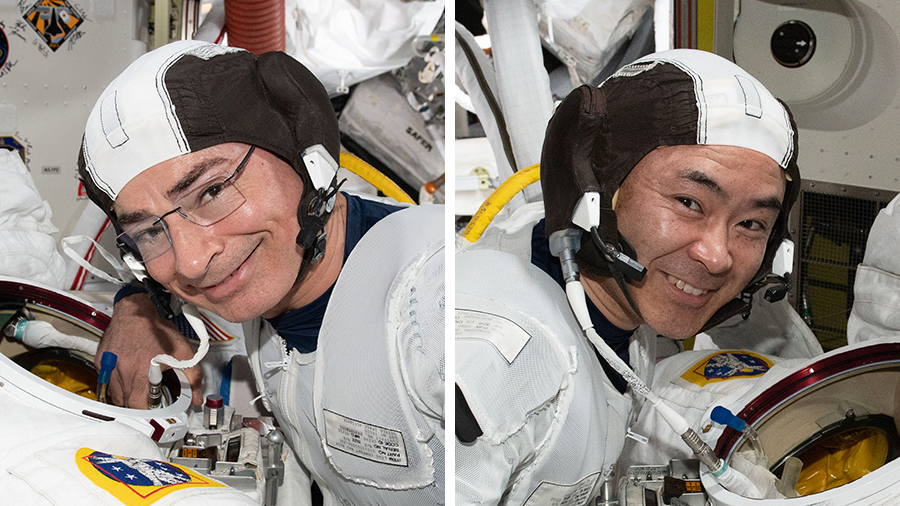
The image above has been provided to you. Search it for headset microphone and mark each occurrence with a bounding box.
[590,227,646,282]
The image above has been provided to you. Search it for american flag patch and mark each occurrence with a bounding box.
[175,311,237,342]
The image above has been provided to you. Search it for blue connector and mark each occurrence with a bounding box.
[711,406,746,431]
[711,405,767,466]
[96,352,117,403]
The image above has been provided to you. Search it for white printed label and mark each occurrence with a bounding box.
[323,410,408,466]
[522,473,600,506]
[455,309,531,363]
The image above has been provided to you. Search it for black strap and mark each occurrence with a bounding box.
[590,226,645,320]
[455,384,483,443]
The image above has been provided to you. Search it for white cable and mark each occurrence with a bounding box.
[564,275,769,497]
[566,280,690,447]
[61,234,133,285]
[11,320,99,356]
[147,303,210,390]
[565,281,655,397]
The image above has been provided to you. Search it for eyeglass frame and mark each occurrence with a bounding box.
[115,145,257,261]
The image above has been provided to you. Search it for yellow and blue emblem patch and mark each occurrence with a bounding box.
[22,0,84,51]
[681,351,773,387]
[75,448,225,505]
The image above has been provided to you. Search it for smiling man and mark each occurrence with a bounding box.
[455,49,800,505]
[585,144,785,341]
[112,143,338,323]
[78,41,444,505]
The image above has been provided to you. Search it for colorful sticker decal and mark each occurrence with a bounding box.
[75,448,226,505]
[0,26,8,68]
[0,136,26,164]
[22,0,83,52]
[681,351,773,387]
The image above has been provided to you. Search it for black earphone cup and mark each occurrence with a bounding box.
[764,281,791,303]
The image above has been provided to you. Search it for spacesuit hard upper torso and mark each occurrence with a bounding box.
[0,379,259,506]
[245,204,445,506]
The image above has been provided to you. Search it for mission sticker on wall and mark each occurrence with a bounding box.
[0,26,8,68]
[22,0,83,52]
[76,448,226,505]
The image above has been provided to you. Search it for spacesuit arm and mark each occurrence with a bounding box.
[397,246,446,433]
[456,380,566,506]
[455,436,517,506]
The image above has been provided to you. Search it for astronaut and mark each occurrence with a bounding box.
[615,193,900,504]
[455,49,802,505]
[78,41,444,505]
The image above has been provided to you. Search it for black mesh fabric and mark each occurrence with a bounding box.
[541,65,698,240]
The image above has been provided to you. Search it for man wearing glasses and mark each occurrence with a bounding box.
[78,41,444,505]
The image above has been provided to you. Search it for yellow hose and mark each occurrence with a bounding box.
[461,163,541,242]
[339,152,416,205]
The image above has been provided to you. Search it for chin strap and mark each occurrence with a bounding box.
[589,226,646,321]
[698,238,794,333]
[296,175,346,263]
[697,273,792,334]
[120,249,175,320]
[567,192,648,320]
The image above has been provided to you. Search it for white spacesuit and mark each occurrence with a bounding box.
[246,204,445,506]
[0,382,259,506]
[455,247,646,505]
[455,48,810,505]
[0,277,264,505]
[454,203,817,506]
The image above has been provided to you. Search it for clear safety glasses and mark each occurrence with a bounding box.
[116,145,256,261]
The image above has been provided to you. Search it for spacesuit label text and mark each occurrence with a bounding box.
[522,472,600,506]
[323,410,409,466]
[455,308,531,363]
